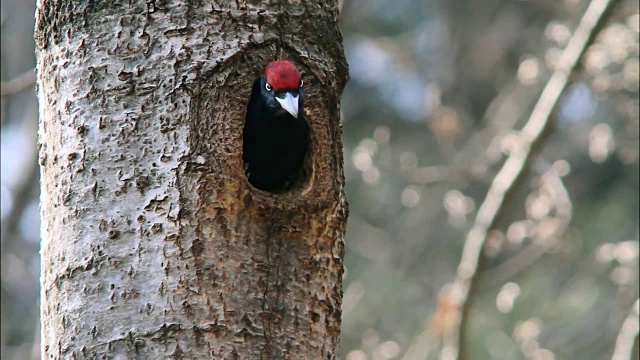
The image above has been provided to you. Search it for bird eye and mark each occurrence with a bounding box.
[265,83,272,91]
[299,79,304,87]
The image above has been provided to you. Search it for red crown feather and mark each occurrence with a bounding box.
[265,60,301,91]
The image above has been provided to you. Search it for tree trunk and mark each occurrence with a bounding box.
[35,1,348,359]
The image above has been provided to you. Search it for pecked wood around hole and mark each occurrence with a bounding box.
[188,48,341,210]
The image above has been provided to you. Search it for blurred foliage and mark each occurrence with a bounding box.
[1,0,638,359]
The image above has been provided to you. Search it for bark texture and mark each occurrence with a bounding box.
[35,0,348,358]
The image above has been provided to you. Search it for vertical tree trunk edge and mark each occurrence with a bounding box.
[36,1,349,359]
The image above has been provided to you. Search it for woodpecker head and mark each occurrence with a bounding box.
[261,60,303,119]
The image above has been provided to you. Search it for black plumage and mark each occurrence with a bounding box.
[243,75,309,192]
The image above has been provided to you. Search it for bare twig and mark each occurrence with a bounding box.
[478,159,573,290]
[439,0,619,359]
[0,158,39,251]
[1,69,36,97]
[400,328,439,360]
[611,299,640,360]
[0,108,40,253]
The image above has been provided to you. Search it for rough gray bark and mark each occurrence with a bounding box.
[35,1,348,359]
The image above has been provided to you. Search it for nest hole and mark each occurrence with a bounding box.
[242,137,313,194]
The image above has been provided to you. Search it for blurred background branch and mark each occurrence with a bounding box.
[478,158,573,290]
[0,69,35,98]
[441,0,619,358]
[611,299,639,360]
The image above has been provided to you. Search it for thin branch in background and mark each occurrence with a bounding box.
[400,328,439,360]
[478,159,573,290]
[0,159,39,252]
[0,107,40,253]
[0,69,36,97]
[438,0,620,359]
[611,299,639,360]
